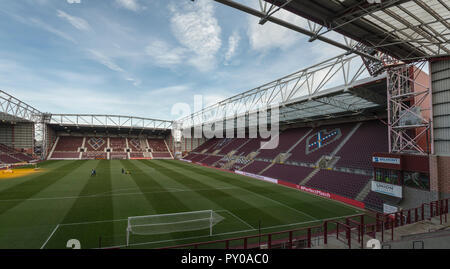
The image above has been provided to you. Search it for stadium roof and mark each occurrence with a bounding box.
[215,0,450,62]
[0,90,41,123]
[48,114,173,131]
[178,53,387,129]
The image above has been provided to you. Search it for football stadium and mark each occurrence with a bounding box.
[1,0,450,252]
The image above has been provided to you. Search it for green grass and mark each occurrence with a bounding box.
[0,160,365,249]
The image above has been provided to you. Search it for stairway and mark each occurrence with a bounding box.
[47,137,59,160]
[299,168,320,185]
[286,128,313,154]
[355,180,372,201]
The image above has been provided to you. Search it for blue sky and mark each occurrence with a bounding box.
[0,0,346,120]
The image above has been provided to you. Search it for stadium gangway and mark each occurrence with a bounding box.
[374,198,449,243]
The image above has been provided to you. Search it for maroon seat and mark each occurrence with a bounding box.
[262,164,314,184]
[335,120,388,170]
[289,123,355,164]
[241,161,271,174]
[305,170,371,199]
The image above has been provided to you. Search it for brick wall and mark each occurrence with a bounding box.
[429,155,450,199]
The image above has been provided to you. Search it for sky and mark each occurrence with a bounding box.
[0,0,348,121]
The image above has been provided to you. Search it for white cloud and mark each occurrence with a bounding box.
[88,49,124,72]
[87,49,141,86]
[115,0,140,12]
[224,31,240,63]
[28,17,76,43]
[57,10,90,31]
[145,40,187,67]
[67,0,81,4]
[168,0,222,72]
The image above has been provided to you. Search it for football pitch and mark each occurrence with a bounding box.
[0,159,365,249]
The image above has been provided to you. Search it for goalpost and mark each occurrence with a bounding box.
[126,210,224,246]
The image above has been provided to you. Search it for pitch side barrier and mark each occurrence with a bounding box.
[0,161,41,170]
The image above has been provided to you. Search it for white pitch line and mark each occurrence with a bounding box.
[0,186,240,203]
[224,210,256,230]
[60,218,128,227]
[40,224,60,249]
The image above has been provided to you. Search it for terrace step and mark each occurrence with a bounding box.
[258,162,275,175]
[286,128,313,154]
[47,136,59,160]
[355,180,373,201]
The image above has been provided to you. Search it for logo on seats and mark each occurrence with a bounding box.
[88,137,105,150]
[305,129,341,154]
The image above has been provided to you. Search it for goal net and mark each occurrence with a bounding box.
[126,210,224,246]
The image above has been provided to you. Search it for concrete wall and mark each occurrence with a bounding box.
[430,58,450,200]
[400,186,438,210]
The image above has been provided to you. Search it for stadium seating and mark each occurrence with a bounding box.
[257,128,312,160]
[288,122,355,163]
[183,120,389,211]
[129,138,144,152]
[240,160,271,174]
[54,136,83,152]
[262,164,315,184]
[49,136,83,160]
[234,138,265,156]
[217,138,248,155]
[148,139,168,152]
[191,138,219,153]
[109,137,126,152]
[363,191,384,212]
[0,143,36,163]
[305,170,371,199]
[335,121,388,170]
[198,155,222,166]
[0,154,21,164]
[85,137,107,152]
[148,138,172,159]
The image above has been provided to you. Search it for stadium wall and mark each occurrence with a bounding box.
[430,58,450,200]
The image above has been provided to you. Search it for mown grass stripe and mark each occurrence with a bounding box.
[120,160,191,213]
[0,160,88,215]
[140,160,287,228]
[58,160,115,247]
[166,160,357,219]
[61,161,113,222]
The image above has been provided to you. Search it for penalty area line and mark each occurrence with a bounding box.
[40,224,60,249]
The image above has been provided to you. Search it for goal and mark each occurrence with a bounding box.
[126,210,224,246]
